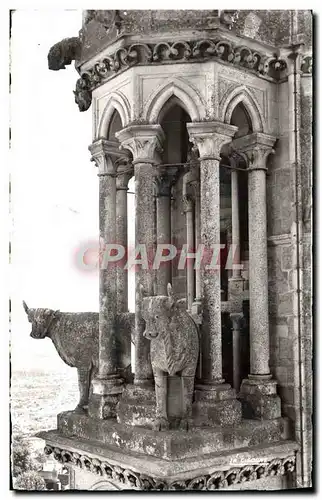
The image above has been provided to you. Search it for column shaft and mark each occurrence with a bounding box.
[200,158,223,382]
[231,170,241,278]
[248,167,270,376]
[134,162,155,384]
[184,202,195,310]
[98,171,117,376]
[116,169,132,313]
[194,189,201,301]
[156,194,171,295]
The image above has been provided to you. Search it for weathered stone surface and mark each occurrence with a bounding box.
[53,411,288,461]
[38,430,299,490]
[140,284,199,430]
[47,37,81,70]
[239,379,281,420]
[41,8,313,490]
[23,302,133,410]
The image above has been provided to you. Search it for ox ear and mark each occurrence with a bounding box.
[167,283,175,307]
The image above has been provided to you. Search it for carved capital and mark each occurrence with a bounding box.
[154,168,177,197]
[116,162,133,190]
[187,122,237,160]
[182,194,194,213]
[232,133,276,171]
[89,139,128,176]
[230,312,244,331]
[116,125,165,165]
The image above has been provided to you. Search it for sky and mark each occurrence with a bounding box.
[10,10,135,370]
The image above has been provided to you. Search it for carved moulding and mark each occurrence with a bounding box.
[44,445,296,490]
[74,37,288,112]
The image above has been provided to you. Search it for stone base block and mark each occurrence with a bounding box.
[37,429,299,490]
[193,383,242,426]
[239,378,281,420]
[117,383,242,428]
[116,384,156,428]
[88,377,124,419]
[54,410,288,461]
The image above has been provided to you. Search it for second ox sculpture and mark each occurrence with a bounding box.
[23,301,134,412]
[140,283,199,431]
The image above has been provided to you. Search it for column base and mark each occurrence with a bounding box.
[193,383,242,426]
[88,377,124,420]
[239,377,281,420]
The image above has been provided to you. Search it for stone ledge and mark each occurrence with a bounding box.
[47,410,290,461]
[36,430,299,490]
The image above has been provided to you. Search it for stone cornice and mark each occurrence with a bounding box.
[44,443,296,490]
[74,33,312,112]
[74,36,294,112]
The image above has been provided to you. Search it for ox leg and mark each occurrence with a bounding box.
[153,368,169,431]
[75,367,91,411]
[179,368,195,431]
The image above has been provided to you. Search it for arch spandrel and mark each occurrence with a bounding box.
[97,91,131,139]
[219,85,265,133]
[143,78,206,124]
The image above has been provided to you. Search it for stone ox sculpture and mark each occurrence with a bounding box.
[140,284,199,431]
[23,302,133,411]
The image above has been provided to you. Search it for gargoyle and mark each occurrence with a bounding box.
[73,78,92,112]
[47,37,81,71]
[140,284,199,431]
[23,302,134,411]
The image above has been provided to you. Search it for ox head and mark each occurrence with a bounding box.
[139,283,176,341]
[22,301,59,339]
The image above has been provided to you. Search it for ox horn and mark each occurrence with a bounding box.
[22,301,29,314]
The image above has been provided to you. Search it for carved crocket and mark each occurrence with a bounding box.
[23,302,134,411]
[140,284,199,431]
[47,37,81,71]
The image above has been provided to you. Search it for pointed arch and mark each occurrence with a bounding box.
[97,91,131,139]
[220,85,265,133]
[144,78,205,123]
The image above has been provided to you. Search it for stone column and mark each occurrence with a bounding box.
[233,133,281,419]
[88,139,126,419]
[116,161,133,313]
[228,154,245,311]
[116,125,164,387]
[154,169,177,296]
[193,179,201,303]
[182,190,195,311]
[230,312,243,391]
[187,121,241,427]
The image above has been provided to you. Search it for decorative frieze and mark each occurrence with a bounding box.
[44,445,296,490]
[74,37,289,111]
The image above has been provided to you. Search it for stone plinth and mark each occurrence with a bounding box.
[48,410,292,462]
[239,378,282,420]
[193,384,242,427]
[37,428,299,490]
